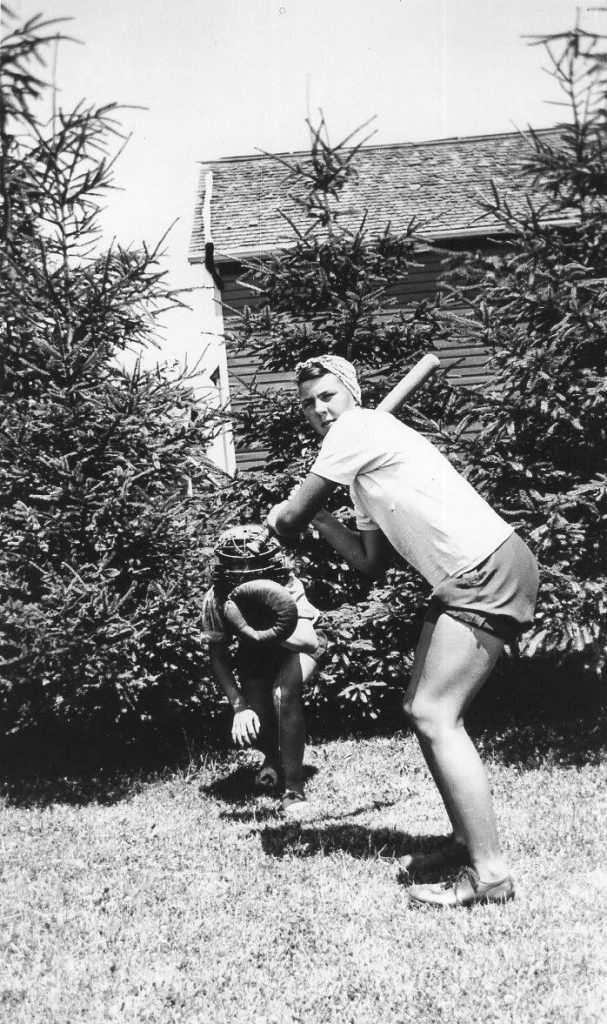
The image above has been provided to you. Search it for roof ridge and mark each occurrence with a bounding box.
[200,125,563,165]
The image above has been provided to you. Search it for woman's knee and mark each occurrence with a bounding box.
[402,692,423,731]
[402,691,454,739]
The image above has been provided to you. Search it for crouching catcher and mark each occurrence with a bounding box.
[202,525,326,816]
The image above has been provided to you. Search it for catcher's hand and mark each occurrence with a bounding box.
[232,709,260,747]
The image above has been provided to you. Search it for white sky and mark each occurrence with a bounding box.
[9,0,601,368]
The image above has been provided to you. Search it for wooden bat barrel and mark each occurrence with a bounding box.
[376,353,440,415]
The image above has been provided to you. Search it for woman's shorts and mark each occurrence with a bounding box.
[425,532,539,643]
[235,630,328,681]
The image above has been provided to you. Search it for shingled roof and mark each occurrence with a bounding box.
[190,128,569,262]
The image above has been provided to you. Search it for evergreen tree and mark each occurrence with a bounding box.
[436,26,607,678]
[0,11,223,739]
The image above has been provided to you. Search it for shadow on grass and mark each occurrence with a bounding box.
[259,820,449,870]
[0,722,223,809]
[219,796,398,826]
[203,763,319,805]
[0,766,153,808]
[466,664,607,768]
[0,743,159,807]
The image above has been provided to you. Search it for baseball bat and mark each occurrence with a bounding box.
[376,353,440,414]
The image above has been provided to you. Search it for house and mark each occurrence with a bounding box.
[189,128,566,474]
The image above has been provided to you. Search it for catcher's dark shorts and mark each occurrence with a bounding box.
[425,532,539,643]
[235,630,328,682]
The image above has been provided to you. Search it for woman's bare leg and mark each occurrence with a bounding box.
[403,613,507,880]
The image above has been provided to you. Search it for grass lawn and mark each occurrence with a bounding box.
[1,718,606,1023]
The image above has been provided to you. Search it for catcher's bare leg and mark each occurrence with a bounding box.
[273,651,317,797]
[240,676,279,771]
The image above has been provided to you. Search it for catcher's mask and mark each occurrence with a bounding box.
[213,525,297,643]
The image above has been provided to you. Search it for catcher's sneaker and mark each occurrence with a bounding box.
[255,762,279,791]
[280,789,308,819]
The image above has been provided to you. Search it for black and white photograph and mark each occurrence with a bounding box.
[1,1,606,1020]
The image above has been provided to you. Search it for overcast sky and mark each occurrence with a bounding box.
[10,0,600,366]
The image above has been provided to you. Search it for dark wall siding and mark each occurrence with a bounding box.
[220,242,496,471]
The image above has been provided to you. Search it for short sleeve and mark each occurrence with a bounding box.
[311,410,388,486]
[201,588,228,644]
[351,489,380,532]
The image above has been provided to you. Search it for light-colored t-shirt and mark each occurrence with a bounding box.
[311,408,513,587]
[201,573,320,645]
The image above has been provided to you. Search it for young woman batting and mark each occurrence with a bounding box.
[266,354,539,908]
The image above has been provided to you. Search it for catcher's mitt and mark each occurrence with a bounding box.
[222,579,298,644]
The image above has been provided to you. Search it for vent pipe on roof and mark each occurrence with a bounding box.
[203,170,223,290]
